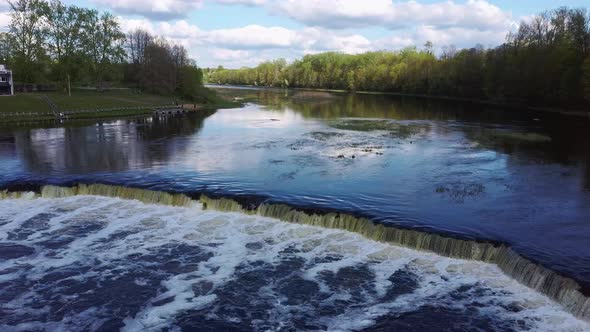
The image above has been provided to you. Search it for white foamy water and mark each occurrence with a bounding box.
[0,196,588,332]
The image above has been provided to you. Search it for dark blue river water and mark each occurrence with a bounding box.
[0,87,589,331]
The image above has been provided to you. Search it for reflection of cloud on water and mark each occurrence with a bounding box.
[182,110,441,182]
[207,104,307,129]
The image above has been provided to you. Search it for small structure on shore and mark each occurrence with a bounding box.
[0,65,14,96]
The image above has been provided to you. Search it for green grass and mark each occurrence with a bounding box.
[66,109,153,119]
[49,90,178,110]
[0,90,177,114]
[0,95,50,113]
[0,88,241,123]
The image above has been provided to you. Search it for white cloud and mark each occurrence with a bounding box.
[299,28,373,54]
[114,0,524,68]
[372,35,415,50]
[116,17,383,67]
[214,0,267,6]
[206,25,297,49]
[93,0,203,20]
[0,12,10,32]
[274,0,513,31]
[412,26,507,48]
[119,18,203,39]
[211,48,250,61]
[1,0,524,69]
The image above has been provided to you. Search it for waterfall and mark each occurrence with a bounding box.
[1,184,588,322]
[0,190,36,200]
[40,184,194,207]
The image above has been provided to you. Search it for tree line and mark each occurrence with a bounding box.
[0,0,205,101]
[207,7,590,109]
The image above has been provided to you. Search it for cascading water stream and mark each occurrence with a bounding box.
[4,183,588,323]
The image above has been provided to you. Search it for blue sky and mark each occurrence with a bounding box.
[1,0,588,68]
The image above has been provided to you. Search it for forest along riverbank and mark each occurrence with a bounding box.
[205,8,590,116]
[0,86,589,329]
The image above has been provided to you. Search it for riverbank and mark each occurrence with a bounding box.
[0,89,241,123]
[207,84,590,118]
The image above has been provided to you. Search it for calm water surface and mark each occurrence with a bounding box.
[1,87,589,330]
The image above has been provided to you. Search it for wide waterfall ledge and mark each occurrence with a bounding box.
[1,183,589,325]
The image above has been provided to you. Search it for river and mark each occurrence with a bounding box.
[0,87,589,331]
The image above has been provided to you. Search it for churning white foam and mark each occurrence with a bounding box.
[0,196,588,332]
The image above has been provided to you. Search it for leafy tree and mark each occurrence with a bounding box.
[208,7,590,110]
[179,64,204,101]
[7,0,47,82]
[44,0,88,86]
[584,56,590,102]
[84,11,126,89]
[0,33,10,63]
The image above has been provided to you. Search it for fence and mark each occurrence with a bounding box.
[0,105,186,118]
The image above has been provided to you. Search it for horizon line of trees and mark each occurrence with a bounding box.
[0,0,206,101]
[207,7,590,109]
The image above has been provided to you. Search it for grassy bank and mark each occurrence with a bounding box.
[0,88,241,123]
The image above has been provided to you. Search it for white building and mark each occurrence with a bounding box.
[0,64,14,96]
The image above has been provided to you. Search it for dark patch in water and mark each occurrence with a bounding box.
[34,220,106,250]
[435,181,486,203]
[0,242,215,329]
[192,281,214,296]
[363,304,529,332]
[175,311,247,332]
[152,296,176,307]
[383,268,420,301]
[189,257,319,330]
[278,277,321,305]
[309,254,343,265]
[319,265,376,297]
[308,131,346,141]
[331,120,426,140]
[287,138,315,151]
[245,242,264,250]
[0,243,35,260]
[132,243,213,274]
[447,282,510,302]
[7,213,55,241]
[250,141,280,150]
[105,229,138,242]
[278,170,299,180]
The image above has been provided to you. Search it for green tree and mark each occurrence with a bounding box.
[8,0,47,83]
[44,0,89,88]
[84,11,126,89]
[0,33,10,63]
[584,56,590,102]
[179,64,204,101]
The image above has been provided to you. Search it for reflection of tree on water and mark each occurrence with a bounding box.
[217,87,590,191]
[12,110,215,174]
[216,87,539,122]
